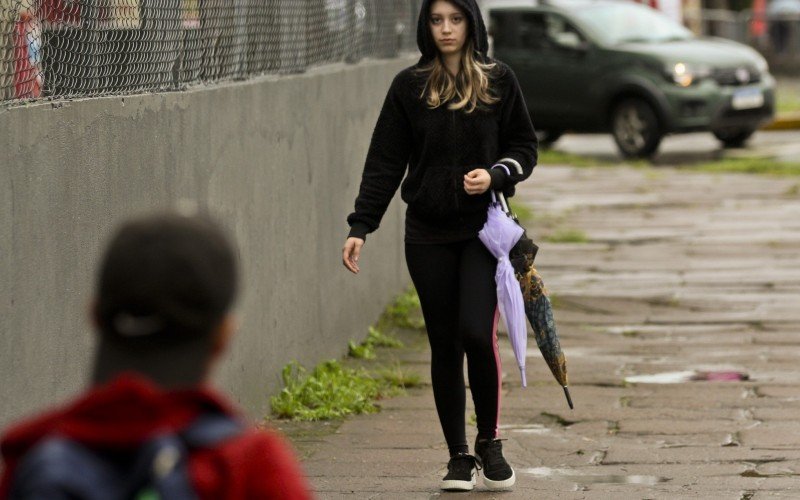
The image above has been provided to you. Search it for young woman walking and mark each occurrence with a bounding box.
[342,0,537,491]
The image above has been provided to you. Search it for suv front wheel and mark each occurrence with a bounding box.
[712,127,756,148]
[611,98,663,158]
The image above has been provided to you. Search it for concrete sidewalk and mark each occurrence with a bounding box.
[297,165,800,498]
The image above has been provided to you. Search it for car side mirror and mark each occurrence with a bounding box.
[552,32,589,52]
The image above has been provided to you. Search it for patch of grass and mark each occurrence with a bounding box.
[348,327,403,359]
[270,360,402,421]
[776,93,800,114]
[375,364,423,389]
[366,326,404,348]
[545,228,589,244]
[508,199,533,223]
[383,287,425,330]
[271,291,428,423]
[529,210,569,230]
[347,340,376,359]
[784,184,800,196]
[538,149,612,167]
[683,157,800,176]
[645,170,665,181]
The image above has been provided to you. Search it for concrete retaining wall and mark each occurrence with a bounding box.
[0,57,415,428]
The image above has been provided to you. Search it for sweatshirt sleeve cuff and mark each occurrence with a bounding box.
[488,164,509,190]
[348,222,370,241]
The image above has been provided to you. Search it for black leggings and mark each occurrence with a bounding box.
[405,238,502,456]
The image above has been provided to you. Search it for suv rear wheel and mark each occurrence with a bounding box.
[536,129,564,148]
[611,98,662,158]
[712,127,756,148]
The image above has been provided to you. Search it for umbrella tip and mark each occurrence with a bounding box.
[563,386,574,410]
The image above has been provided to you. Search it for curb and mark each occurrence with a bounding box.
[763,112,800,130]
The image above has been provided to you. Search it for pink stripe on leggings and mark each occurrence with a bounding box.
[492,307,502,439]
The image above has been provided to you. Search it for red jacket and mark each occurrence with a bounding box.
[0,374,313,500]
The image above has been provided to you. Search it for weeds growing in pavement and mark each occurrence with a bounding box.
[382,287,425,330]
[375,364,422,389]
[776,92,800,114]
[270,360,404,421]
[538,149,613,168]
[508,199,533,224]
[348,327,404,359]
[365,326,404,348]
[271,288,428,421]
[545,228,589,244]
[541,146,800,177]
[682,158,800,176]
[347,339,376,360]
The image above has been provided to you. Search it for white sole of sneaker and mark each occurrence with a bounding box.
[441,470,477,491]
[483,469,516,491]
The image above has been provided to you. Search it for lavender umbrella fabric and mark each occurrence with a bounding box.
[479,199,529,387]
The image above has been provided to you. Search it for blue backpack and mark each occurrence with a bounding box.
[9,414,243,500]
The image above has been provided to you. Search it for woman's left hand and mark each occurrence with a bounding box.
[464,169,491,195]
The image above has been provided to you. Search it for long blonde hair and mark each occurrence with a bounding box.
[419,39,498,114]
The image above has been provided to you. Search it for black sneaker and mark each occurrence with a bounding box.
[441,453,480,491]
[474,438,516,490]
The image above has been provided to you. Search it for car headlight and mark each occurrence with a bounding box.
[666,62,711,87]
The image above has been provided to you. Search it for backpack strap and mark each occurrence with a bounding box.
[9,437,123,500]
[181,413,244,448]
[122,413,245,500]
[10,414,245,500]
[122,434,193,500]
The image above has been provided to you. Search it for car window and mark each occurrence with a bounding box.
[571,3,693,44]
[491,10,588,50]
[518,13,550,49]
[489,11,517,48]
[544,14,587,49]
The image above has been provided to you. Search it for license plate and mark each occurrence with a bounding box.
[732,87,764,110]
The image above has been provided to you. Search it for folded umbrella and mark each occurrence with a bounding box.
[519,266,573,409]
[496,192,573,410]
[478,192,529,387]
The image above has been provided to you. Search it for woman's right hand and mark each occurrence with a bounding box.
[342,237,365,274]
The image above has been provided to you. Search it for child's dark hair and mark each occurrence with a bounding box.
[95,212,238,344]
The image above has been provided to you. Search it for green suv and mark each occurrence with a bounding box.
[487,0,776,157]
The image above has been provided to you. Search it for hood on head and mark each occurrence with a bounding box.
[416,0,489,62]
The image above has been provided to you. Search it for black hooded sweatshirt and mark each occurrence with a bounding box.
[347,0,538,244]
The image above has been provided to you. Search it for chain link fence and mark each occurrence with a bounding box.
[1,0,422,103]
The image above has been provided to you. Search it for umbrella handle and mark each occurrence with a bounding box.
[489,164,512,215]
[492,190,511,215]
